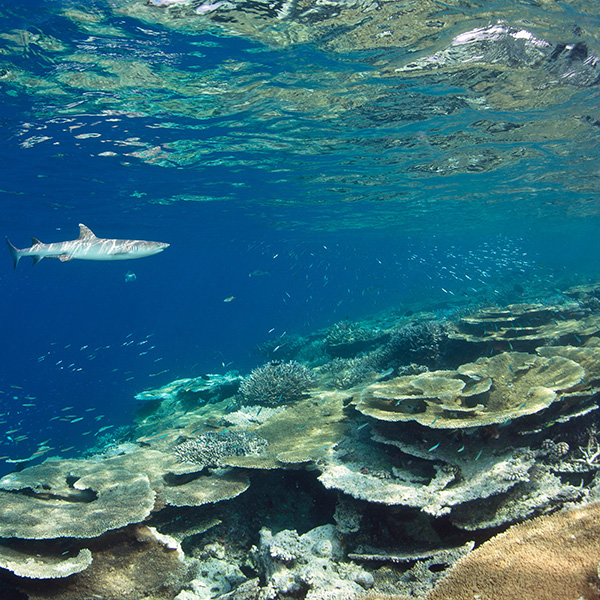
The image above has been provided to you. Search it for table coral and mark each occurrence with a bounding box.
[357,351,584,429]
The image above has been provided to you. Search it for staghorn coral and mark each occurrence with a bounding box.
[174,430,269,467]
[324,321,389,358]
[322,353,383,389]
[385,320,448,369]
[239,360,316,406]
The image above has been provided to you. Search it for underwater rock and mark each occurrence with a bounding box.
[350,542,475,599]
[254,524,372,600]
[239,360,316,406]
[426,501,600,600]
[333,496,363,534]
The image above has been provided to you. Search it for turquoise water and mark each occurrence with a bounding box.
[1,0,599,470]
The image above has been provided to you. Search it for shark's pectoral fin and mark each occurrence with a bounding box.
[58,254,73,262]
[78,224,97,240]
[32,256,43,266]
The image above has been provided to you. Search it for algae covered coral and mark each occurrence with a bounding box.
[1,284,600,599]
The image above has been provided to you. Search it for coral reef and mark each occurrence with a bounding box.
[3,284,600,599]
[174,430,269,467]
[321,353,385,390]
[357,351,584,429]
[0,544,92,579]
[175,541,247,600]
[0,458,156,539]
[134,373,242,431]
[324,321,389,358]
[12,526,188,600]
[253,524,373,600]
[427,502,600,600]
[239,361,316,406]
[0,445,251,535]
[447,301,600,361]
[384,321,448,369]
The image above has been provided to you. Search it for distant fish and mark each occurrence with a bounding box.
[6,223,169,269]
[248,269,270,278]
[124,270,137,282]
[223,296,236,303]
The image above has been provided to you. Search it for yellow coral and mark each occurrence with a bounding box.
[426,502,600,600]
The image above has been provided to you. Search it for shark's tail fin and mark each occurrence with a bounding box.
[5,237,21,270]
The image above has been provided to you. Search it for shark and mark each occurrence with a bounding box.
[6,224,169,270]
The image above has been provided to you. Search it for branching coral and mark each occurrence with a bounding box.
[324,321,388,358]
[174,430,268,467]
[323,353,383,389]
[384,320,448,369]
[239,361,316,406]
[574,434,600,469]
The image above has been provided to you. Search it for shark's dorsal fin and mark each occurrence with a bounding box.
[31,237,42,245]
[78,224,97,240]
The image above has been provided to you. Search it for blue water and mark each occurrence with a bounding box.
[1,0,599,473]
